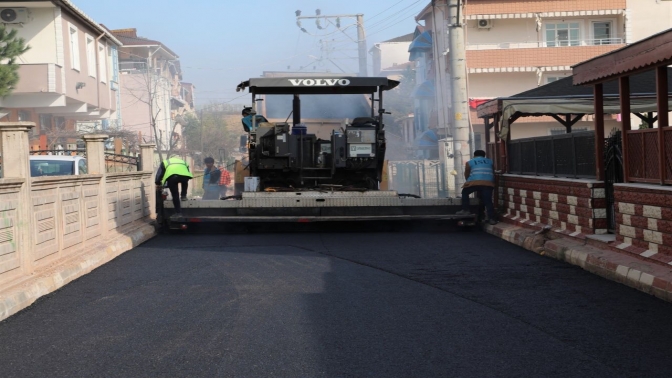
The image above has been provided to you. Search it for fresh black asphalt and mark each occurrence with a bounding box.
[1,225,671,377]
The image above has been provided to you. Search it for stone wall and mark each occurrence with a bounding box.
[107,172,153,231]
[499,174,608,235]
[0,179,24,284]
[614,184,672,264]
[0,122,157,321]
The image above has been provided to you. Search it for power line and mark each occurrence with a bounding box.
[366,0,423,31]
[291,1,425,74]
[367,0,410,21]
[328,3,425,51]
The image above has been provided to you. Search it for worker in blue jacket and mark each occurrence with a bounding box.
[241,107,268,132]
[456,150,497,225]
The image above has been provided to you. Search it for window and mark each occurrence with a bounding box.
[85,34,96,78]
[78,159,88,174]
[546,76,570,84]
[39,114,53,132]
[18,110,31,121]
[592,21,613,45]
[30,160,75,177]
[474,133,482,150]
[69,25,80,71]
[545,22,580,47]
[98,43,107,83]
[108,45,119,83]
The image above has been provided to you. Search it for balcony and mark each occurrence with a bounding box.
[464,43,626,72]
[467,37,624,51]
[13,64,62,94]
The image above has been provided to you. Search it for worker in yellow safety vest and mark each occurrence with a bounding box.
[155,156,193,216]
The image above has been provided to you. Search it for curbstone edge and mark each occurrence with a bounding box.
[485,222,672,303]
[0,222,156,322]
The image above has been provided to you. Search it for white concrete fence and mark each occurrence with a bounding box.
[0,122,157,321]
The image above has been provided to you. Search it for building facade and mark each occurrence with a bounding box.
[112,28,193,154]
[370,33,414,77]
[410,0,672,147]
[0,0,121,149]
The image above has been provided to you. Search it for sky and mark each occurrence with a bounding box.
[76,0,427,107]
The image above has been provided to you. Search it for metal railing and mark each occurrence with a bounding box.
[105,152,140,172]
[28,149,140,173]
[466,38,624,50]
[508,131,596,178]
[388,160,447,198]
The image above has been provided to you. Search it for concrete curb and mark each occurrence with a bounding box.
[0,222,156,322]
[486,222,672,303]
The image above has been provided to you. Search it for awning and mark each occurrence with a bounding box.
[498,96,671,138]
[469,98,490,109]
[412,80,435,98]
[408,31,432,61]
[474,69,672,139]
[408,31,432,51]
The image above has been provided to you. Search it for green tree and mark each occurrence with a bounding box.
[0,25,30,97]
[182,110,240,168]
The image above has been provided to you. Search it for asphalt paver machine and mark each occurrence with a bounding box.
[158,76,477,231]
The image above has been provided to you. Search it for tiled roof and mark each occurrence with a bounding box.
[57,1,122,45]
[111,29,179,58]
[573,27,672,85]
[476,68,672,117]
[512,68,672,99]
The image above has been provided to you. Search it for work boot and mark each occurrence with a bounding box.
[488,219,498,225]
[455,210,471,216]
[180,196,187,201]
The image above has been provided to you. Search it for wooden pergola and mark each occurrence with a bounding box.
[476,69,672,177]
[573,28,672,184]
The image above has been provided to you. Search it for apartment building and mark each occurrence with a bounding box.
[111,28,193,154]
[370,33,414,77]
[0,0,121,149]
[410,0,672,149]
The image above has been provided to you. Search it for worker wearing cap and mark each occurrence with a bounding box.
[456,149,497,225]
[241,107,268,132]
[155,156,193,216]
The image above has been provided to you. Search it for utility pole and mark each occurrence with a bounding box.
[356,14,367,77]
[447,0,471,191]
[295,10,368,77]
[431,1,456,197]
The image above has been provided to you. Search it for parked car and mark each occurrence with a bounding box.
[29,155,87,177]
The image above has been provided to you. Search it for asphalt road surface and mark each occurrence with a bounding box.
[1,225,672,377]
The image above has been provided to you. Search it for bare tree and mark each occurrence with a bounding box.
[40,117,79,150]
[122,60,179,162]
[182,110,241,169]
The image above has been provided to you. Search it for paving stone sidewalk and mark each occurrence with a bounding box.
[485,221,672,302]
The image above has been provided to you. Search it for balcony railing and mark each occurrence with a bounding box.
[466,38,624,50]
